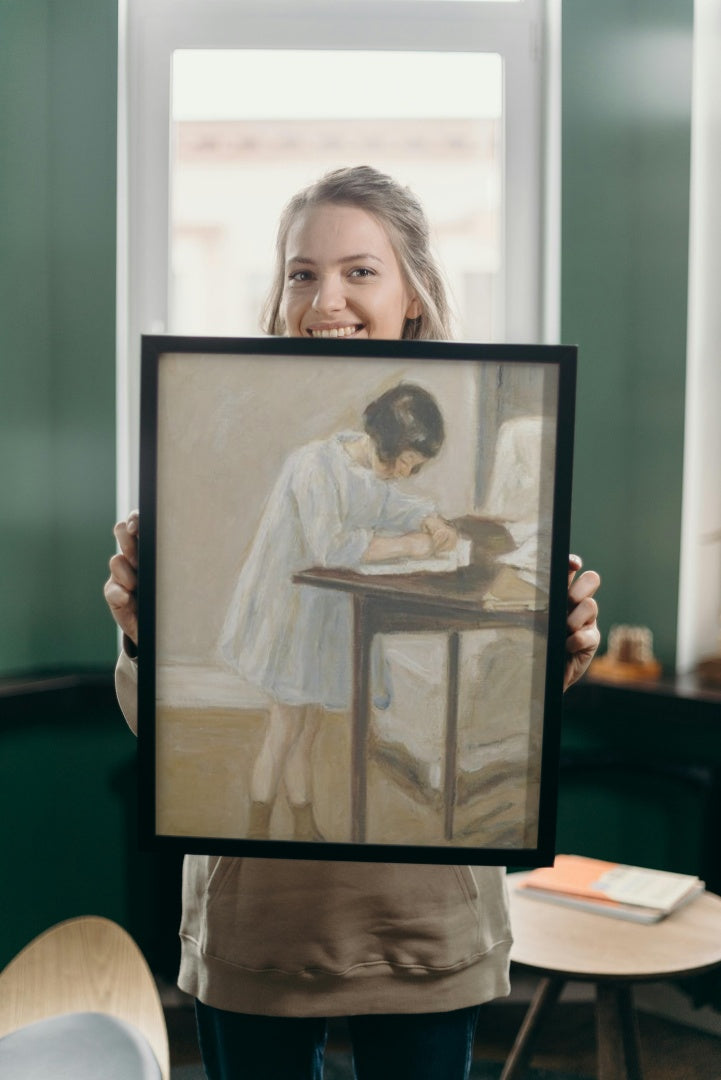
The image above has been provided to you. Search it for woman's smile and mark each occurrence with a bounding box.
[306,323,364,339]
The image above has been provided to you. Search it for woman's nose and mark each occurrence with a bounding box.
[312,274,345,314]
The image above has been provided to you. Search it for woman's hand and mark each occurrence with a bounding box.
[422,514,458,554]
[103,510,140,646]
[564,554,601,691]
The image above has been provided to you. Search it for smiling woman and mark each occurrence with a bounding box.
[282,205,420,340]
[264,166,451,341]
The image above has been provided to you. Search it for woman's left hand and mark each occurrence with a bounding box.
[564,554,601,691]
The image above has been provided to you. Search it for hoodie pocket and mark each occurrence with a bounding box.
[453,864,480,908]
[180,854,241,950]
[187,857,509,976]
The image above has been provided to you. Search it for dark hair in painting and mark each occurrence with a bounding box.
[363,384,444,464]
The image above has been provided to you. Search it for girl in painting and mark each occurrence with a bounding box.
[219,383,457,841]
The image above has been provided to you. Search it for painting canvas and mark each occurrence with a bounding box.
[138,336,576,865]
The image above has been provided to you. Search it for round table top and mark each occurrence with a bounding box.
[508,872,721,981]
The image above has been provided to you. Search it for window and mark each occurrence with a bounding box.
[677,2,721,674]
[169,49,503,339]
[118,0,556,509]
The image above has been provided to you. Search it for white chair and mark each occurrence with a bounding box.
[0,915,170,1079]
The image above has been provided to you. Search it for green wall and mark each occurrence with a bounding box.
[0,0,136,968]
[562,0,693,669]
[0,685,183,974]
[0,0,118,675]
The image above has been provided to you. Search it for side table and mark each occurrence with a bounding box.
[502,872,721,1079]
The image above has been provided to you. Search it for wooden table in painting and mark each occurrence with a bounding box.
[293,518,548,844]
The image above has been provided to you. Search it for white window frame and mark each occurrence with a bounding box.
[117,0,558,511]
[676,0,721,674]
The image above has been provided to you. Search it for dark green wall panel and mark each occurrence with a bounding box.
[0,685,183,976]
[47,2,119,667]
[0,0,118,674]
[0,3,54,668]
[559,682,721,887]
[562,0,693,669]
[0,700,133,965]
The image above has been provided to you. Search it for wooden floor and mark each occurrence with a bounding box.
[474,999,721,1079]
[166,993,721,1078]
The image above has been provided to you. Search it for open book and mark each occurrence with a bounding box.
[514,854,704,923]
[357,537,472,576]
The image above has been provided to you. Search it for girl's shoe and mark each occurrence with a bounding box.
[247,800,273,840]
[291,802,324,842]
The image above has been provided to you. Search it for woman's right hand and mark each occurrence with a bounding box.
[103,510,139,646]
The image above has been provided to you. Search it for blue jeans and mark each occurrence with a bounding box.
[195,1000,481,1080]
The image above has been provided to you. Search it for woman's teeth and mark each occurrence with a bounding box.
[310,325,360,338]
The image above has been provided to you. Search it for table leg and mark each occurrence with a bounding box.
[596,983,643,1080]
[351,596,371,843]
[499,976,565,1080]
[444,631,460,840]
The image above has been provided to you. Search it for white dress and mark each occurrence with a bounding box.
[219,432,435,710]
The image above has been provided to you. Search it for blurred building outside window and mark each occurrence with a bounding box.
[170,50,503,341]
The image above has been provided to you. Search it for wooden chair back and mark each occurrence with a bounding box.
[0,916,169,1080]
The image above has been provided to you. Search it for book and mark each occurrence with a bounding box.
[357,537,472,576]
[515,854,705,924]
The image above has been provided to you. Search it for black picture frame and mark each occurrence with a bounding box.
[138,335,576,865]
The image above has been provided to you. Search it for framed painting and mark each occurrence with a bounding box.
[137,336,576,865]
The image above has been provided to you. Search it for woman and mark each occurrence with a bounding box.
[105,166,601,1080]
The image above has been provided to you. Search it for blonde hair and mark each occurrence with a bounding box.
[262,165,453,341]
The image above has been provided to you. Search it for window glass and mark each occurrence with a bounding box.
[170,50,503,340]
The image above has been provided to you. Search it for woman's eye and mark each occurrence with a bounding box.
[349,267,375,279]
[288,270,313,283]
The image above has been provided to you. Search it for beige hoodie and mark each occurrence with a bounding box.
[116,650,512,1016]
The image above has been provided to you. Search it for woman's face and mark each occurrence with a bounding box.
[281,203,421,340]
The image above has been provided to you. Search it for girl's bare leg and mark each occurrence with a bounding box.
[250,701,305,805]
[284,706,322,806]
[284,707,324,840]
